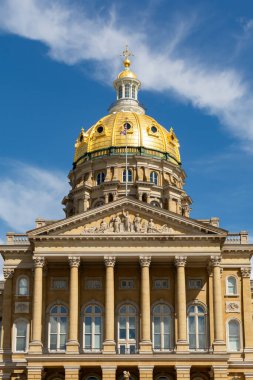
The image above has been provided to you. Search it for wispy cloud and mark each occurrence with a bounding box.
[0,0,253,149]
[0,161,68,232]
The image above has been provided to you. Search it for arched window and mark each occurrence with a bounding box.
[125,84,130,98]
[227,319,240,351]
[187,304,207,350]
[119,85,123,99]
[150,201,160,208]
[227,276,237,295]
[48,305,68,351]
[152,304,173,351]
[118,304,137,354]
[14,319,29,352]
[17,276,29,296]
[83,304,103,352]
[150,171,158,185]
[132,86,136,99]
[97,172,105,185]
[123,169,132,183]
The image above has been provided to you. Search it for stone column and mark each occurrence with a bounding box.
[175,256,188,352]
[241,267,253,359]
[83,195,89,211]
[139,366,154,380]
[175,366,191,380]
[65,366,80,380]
[210,256,225,352]
[101,366,116,380]
[212,366,227,380]
[66,256,80,353]
[104,193,109,204]
[103,257,116,353]
[27,367,43,380]
[1,268,14,352]
[139,256,152,353]
[29,257,45,353]
[207,266,214,351]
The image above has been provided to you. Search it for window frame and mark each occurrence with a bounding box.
[226,276,238,296]
[96,172,105,186]
[50,277,68,290]
[16,275,29,296]
[48,304,68,352]
[152,278,170,290]
[117,303,138,354]
[13,318,29,353]
[152,303,173,352]
[122,169,133,183]
[82,304,103,353]
[187,304,208,351]
[226,318,242,352]
[85,277,102,290]
[150,171,158,185]
[119,278,135,290]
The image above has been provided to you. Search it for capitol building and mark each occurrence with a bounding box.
[0,48,253,380]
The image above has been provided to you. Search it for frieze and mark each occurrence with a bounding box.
[81,211,174,234]
[226,301,240,313]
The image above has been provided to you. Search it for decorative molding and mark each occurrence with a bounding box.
[104,256,116,267]
[3,268,14,279]
[139,256,151,267]
[33,256,45,268]
[174,256,187,267]
[15,302,29,313]
[240,267,251,278]
[210,256,221,267]
[226,301,240,313]
[68,256,80,268]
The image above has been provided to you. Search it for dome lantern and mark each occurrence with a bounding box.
[109,46,145,115]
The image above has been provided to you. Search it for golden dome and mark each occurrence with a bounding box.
[117,68,137,79]
[74,112,181,167]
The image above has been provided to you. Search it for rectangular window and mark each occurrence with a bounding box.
[120,279,134,289]
[85,278,102,289]
[51,278,67,290]
[188,279,202,289]
[153,278,169,289]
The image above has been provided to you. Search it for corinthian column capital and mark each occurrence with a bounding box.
[241,267,251,278]
[3,268,14,279]
[68,256,80,268]
[210,256,221,267]
[104,256,116,267]
[174,256,187,267]
[33,256,45,268]
[139,256,151,267]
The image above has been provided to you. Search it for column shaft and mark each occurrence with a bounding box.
[66,256,80,353]
[1,269,14,352]
[175,256,188,352]
[103,257,116,353]
[139,256,152,353]
[29,257,45,353]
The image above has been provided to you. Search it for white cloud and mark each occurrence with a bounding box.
[0,0,253,149]
[0,161,69,232]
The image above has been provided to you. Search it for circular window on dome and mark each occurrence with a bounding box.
[97,125,104,133]
[124,122,131,130]
[151,126,158,133]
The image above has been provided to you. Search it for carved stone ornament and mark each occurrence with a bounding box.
[3,268,14,279]
[241,267,251,278]
[139,256,151,267]
[210,256,221,267]
[33,256,45,268]
[68,256,80,268]
[81,211,174,234]
[123,372,131,380]
[226,301,240,313]
[104,256,116,267]
[15,302,29,314]
[174,256,187,267]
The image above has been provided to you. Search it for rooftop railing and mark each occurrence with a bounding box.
[224,231,248,245]
[5,233,29,245]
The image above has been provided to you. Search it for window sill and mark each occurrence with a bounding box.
[225,294,239,297]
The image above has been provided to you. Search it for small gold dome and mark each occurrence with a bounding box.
[74,112,181,167]
[117,69,137,79]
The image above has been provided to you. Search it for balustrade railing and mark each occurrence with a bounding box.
[224,231,248,245]
[5,233,29,245]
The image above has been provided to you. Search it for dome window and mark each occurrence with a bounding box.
[123,169,132,183]
[97,126,104,134]
[124,122,131,131]
[97,172,105,185]
[132,86,136,99]
[125,84,130,98]
[151,126,158,133]
[150,171,158,185]
[119,85,123,99]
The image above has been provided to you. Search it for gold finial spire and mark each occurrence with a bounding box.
[122,45,134,68]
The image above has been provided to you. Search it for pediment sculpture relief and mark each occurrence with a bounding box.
[81,210,174,234]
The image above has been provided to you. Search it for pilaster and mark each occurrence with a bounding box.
[138,366,154,380]
[212,366,227,380]
[101,366,116,380]
[175,365,191,380]
[65,366,80,380]
[27,367,43,380]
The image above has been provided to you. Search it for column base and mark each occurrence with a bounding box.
[139,341,153,353]
[213,340,226,353]
[176,340,189,353]
[103,340,116,354]
[66,340,80,353]
[28,341,43,354]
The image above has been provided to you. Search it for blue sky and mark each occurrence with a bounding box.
[0,0,253,244]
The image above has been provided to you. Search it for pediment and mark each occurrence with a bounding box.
[28,197,227,238]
